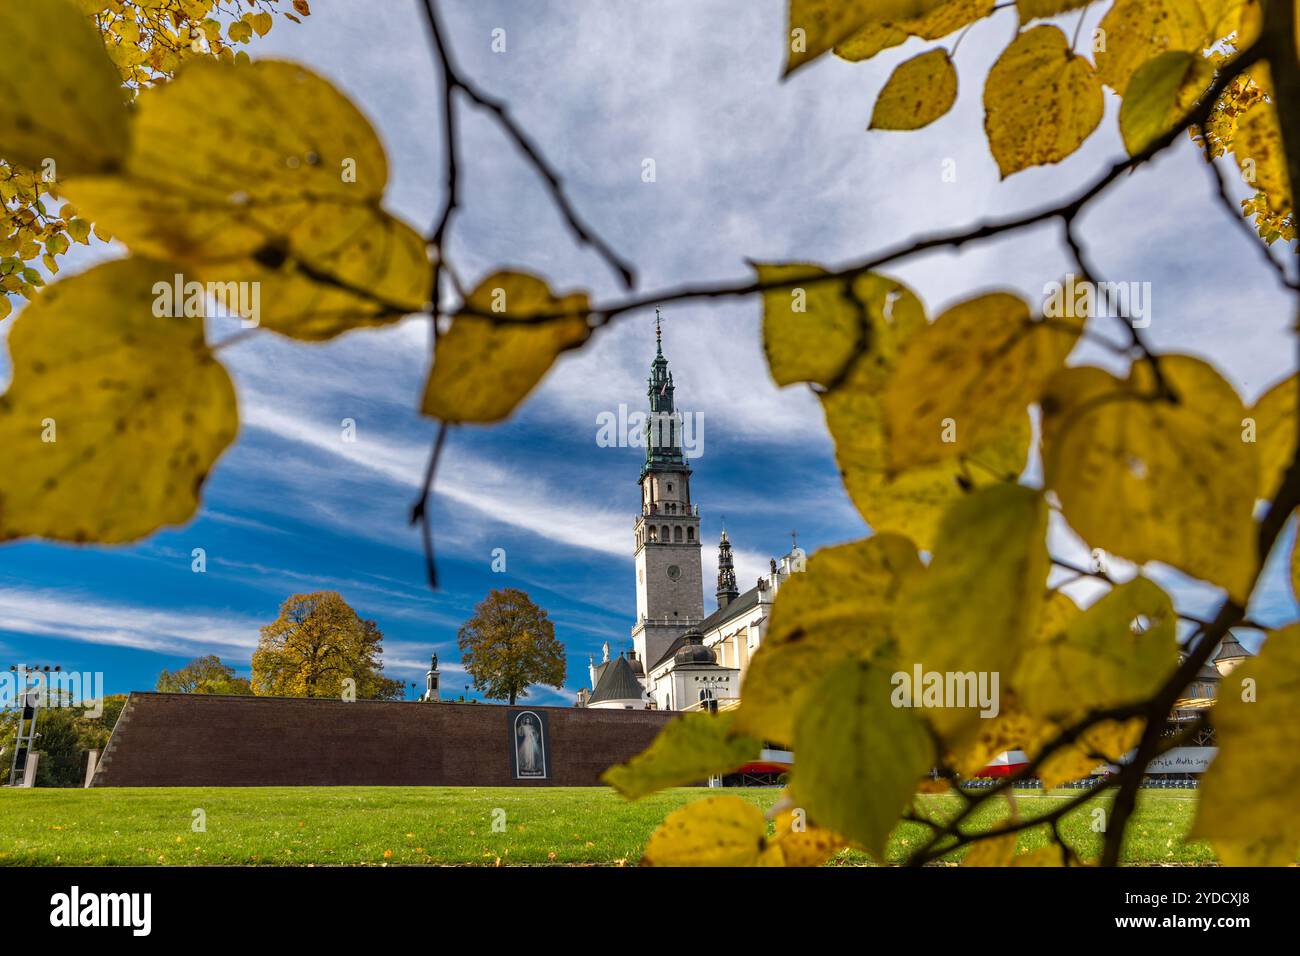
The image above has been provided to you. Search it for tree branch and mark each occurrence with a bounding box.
[419,0,634,290]
[452,38,1264,328]
[409,421,450,589]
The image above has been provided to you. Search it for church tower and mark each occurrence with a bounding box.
[716,527,739,610]
[632,312,704,670]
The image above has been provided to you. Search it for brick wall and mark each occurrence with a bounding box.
[91,693,674,787]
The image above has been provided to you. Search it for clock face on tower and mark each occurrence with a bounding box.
[667,565,681,581]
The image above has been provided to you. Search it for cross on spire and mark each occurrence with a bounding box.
[790,529,799,551]
[655,307,664,355]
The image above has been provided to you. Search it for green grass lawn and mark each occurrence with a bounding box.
[0,786,1216,866]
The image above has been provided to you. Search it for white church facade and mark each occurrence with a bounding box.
[577,317,804,713]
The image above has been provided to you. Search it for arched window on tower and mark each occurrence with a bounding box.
[687,527,695,542]
[674,526,683,543]
[661,525,670,542]
[648,526,657,542]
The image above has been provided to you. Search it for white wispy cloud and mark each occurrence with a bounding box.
[0,586,263,657]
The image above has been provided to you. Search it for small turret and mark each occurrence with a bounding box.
[716,527,739,610]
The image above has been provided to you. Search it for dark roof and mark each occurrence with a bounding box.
[1214,635,1252,663]
[697,585,761,635]
[674,627,715,666]
[588,656,645,705]
[650,588,763,670]
[651,634,689,671]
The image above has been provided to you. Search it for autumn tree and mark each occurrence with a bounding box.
[458,589,566,705]
[156,655,252,695]
[3,0,1300,866]
[251,592,403,700]
[0,0,302,319]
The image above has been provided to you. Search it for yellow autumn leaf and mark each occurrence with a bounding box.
[63,59,429,340]
[0,258,237,543]
[1119,51,1215,155]
[945,591,1143,789]
[820,279,1030,549]
[423,271,590,424]
[733,533,922,745]
[883,291,1078,471]
[948,692,1052,778]
[946,690,1141,788]
[1250,374,1295,502]
[790,659,934,858]
[1285,529,1297,601]
[962,794,1018,866]
[1235,100,1293,218]
[1015,0,1093,21]
[1192,624,1300,865]
[755,263,884,388]
[836,0,994,63]
[194,206,431,341]
[1015,577,1178,720]
[1010,846,1064,866]
[1039,718,1143,789]
[984,25,1104,177]
[962,830,1018,866]
[771,807,846,867]
[895,483,1048,740]
[1041,357,1259,603]
[641,796,771,866]
[786,0,948,74]
[0,0,131,176]
[870,49,957,131]
[1095,0,1257,95]
[976,591,1145,790]
[602,711,760,800]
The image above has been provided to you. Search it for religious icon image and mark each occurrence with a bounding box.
[511,710,548,779]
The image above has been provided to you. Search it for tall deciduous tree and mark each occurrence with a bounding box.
[458,589,566,705]
[156,655,252,695]
[251,592,402,700]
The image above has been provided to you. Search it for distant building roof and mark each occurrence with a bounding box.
[588,656,645,705]
[650,588,762,671]
[1214,635,1252,664]
[698,585,761,635]
[673,627,716,666]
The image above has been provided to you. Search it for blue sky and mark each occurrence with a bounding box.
[1,0,1296,702]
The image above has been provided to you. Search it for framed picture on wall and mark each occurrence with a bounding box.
[508,709,550,780]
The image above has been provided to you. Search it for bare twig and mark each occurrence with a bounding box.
[1199,144,1298,290]
[409,422,450,589]
[405,11,1293,872]
[452,38,1264,329]
[1100,0,1300,867]
[419,0,634,290]
[1049,557,1268,631]
[1060,214,1171,398]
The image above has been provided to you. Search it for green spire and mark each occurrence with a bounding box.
[644,308,685,472]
